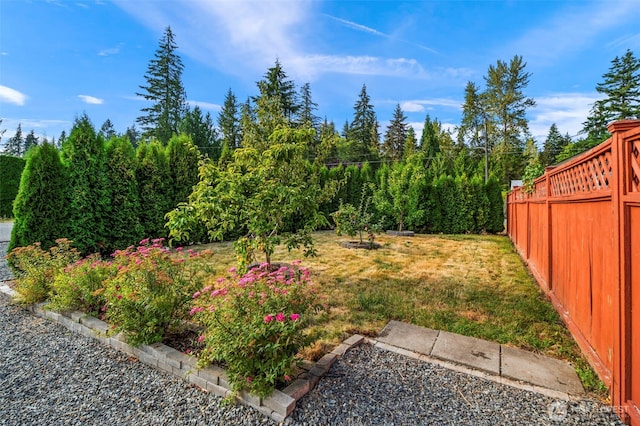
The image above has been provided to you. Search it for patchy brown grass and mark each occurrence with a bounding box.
[193,231,605,395]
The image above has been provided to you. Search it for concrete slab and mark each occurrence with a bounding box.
[431,331,500,374]
[376,320,439,356]
[501,346,584,395]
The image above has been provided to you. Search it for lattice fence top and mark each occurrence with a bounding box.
[549,149,613,197]
[631,138,640,193]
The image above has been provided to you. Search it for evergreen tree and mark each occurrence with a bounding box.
[124,124,140,147]
[297,82,321,130]
[0,155,26,218]
[583,49,640,143]
[57,130,67,148]
[136,26,187,144]
[348,84,378,162]
[457,81,486,149]
[484,55,535,184]
[4,124,24,157]
[253,59,299,123]
[24,130,39,155]
[136,140,172,239]
[61,114,109,255]
[9,142,69,252]
[540,123,566,167]
[218,89,241,150]
[104,136,143,253]
[420,115,440,160]
[382,104,408,161]
[180,106,219,158]
[403,127,418,159]
[167,134,201,207]
[100,119,117,140]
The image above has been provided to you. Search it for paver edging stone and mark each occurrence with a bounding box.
[0,286,364,422]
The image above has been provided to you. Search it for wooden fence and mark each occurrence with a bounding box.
[507,120,640,424]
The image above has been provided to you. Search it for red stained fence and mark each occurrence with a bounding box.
[507,120,640,424]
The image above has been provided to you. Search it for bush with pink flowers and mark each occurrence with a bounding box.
[104,238,215,345]
[192,262,322,397]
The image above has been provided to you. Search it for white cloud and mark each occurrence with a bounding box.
[398,98,461,113]
[98,45,121,56]
[529,92,600,143]
[0,85,27,106]
[188,100,221,111]
[289,55,428,79]
[401,102,425,113]
[78,94,104,105]
[324,15,387,37]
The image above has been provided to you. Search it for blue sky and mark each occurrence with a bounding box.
[1,0,640,148]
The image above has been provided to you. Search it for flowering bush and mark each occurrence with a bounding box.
[192,262,322,397]
[48,254,117,317]
[7,239,80,304]
[104,238,214,345]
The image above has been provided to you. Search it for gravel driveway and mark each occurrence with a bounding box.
[0,244,624,425]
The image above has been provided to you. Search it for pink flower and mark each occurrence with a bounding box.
[192,291,201,299]
[246,376,253,383]
[290,313,300,321]
[275,313,285,322]
[176,247,183,252]
[264,314,274,323]
[284,375,291,382]
[139,238,150,246]
[228,267,237,273]
[184,349,192,355]
[116,295,122,300]
[197,335,205,343]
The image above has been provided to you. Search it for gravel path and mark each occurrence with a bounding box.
[0,244,624,425]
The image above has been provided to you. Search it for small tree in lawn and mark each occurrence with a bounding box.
[331,183,381,247]
[166,125,332,271]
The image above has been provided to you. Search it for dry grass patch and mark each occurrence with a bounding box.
[192,231,605,395]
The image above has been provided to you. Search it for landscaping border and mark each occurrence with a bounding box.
[0,283,364,422]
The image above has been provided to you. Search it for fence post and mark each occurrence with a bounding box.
[607,119,640,415]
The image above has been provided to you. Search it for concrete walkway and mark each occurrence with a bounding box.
[371,320,584,399]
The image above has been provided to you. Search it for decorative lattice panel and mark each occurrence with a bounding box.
[549,150,612,197]
[531,179,547,199]
[631,138,640,193]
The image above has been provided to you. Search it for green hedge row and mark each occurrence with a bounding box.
[0,155,26,218]
[9,116,202,256]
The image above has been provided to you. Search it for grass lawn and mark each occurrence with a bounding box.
[193,230,606,396]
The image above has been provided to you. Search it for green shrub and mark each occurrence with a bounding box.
[0,155,26,218]
[61,115,109,255]
[9,143,69,253]
[193,262,322,397]
[136,141,172,239]
[7,239,80,304]
[48,254,117,316]
[104,238,214,345]
[104,136,144,254]
[332,184,381,246]
[485,176,505,233]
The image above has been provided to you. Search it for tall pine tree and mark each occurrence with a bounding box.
[217,89,241,151]
[583,49,640,143]
[382,104,408,161]
[136,26,187,144]
[348,84,379,162]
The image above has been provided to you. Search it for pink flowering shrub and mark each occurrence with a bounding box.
[104,238,214,345]
[48,254,117,316]
[192,262,322,397]
[7,239,80,305]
